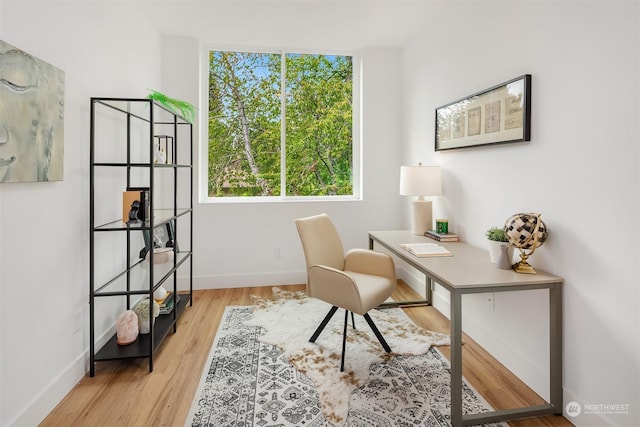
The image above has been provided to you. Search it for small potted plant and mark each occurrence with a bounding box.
[133,298,160,334]
[485,226,513,268]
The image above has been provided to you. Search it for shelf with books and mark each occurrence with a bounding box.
[89,97,194,376]
[94,293,191,362]
[156,291,180,315]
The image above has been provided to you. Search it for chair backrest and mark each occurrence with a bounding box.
[295,213,345,272]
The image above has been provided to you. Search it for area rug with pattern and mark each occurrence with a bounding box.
[185,288,502,426]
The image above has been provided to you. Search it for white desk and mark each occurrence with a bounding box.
[369,230,563,426]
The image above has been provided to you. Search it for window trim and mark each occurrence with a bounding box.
[198,45,362,203]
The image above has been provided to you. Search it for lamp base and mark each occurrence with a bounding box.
[410,199,432,235]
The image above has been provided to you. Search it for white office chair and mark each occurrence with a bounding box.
[295,213,396,371]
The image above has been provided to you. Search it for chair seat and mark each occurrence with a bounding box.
[342,271,394,315]
[307,266,395,315]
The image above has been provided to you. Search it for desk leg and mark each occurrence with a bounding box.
[550,283,563,414]
[450,291,463,427]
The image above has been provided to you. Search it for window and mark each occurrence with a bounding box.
[203,49,359,200]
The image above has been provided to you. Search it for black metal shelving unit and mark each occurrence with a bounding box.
[89,97,193,376]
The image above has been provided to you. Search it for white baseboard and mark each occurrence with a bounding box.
[9,353,86,427]
[7,323,126,426]
[183,271,307,290]
[396,265,450,316]
[9,325,116,427]
[396,265,427,298]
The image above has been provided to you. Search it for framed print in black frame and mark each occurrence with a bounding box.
[435,74,531,151]
[140,220,178,259]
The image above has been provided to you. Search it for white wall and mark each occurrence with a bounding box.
[0,1,162,425]
[0,1,638,427]
[0,1,407,425]
[0,0,4,419]
[401,1,639,426]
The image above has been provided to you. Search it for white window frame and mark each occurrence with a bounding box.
[198,45,362,203]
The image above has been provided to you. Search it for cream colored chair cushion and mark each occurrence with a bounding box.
[295,213,396,315]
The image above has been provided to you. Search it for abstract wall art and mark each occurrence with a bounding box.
[0,39,65,182]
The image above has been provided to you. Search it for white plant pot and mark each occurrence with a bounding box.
[138,316,154,334]
[488,240,514,269]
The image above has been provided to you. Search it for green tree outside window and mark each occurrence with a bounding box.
[207,50,353,198]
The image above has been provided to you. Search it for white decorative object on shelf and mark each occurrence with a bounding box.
[133,298,160,334]
[153,286,168,301]
[153,139,167,164]
[146,247,174,264]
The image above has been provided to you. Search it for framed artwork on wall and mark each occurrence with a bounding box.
[435,74,531,151]
[0,39,65,182]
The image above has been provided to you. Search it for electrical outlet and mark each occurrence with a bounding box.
[487,293,495,311]
[274,248,282,258]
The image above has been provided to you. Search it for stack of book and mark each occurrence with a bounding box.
[157,292,179,315]
[424,230,459,242]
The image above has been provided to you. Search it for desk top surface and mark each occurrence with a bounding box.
[369,230,563,290]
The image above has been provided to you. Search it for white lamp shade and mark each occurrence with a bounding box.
[400,165,442,196]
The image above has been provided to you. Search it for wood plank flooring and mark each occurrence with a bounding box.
[40,283,573,427]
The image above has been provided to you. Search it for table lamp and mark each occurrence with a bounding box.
[400,164,442,235]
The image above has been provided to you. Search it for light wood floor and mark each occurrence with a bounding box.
[40,283,573,427]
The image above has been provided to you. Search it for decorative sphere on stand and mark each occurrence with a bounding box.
[504,213,547,274]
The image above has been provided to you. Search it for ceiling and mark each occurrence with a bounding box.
[136,1,436,50]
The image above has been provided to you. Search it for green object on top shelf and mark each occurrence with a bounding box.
[147,90,196,123]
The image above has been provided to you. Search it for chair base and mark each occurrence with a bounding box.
[309,306,392,372]
[363,312,391,353]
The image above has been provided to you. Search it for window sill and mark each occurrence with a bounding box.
[198,195,362,204]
